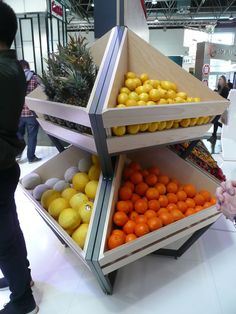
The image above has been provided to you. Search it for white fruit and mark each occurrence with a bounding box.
[21,173,41,189]
[45,178,60,189]
[78,158,92,173]
[64,166,78,183]
[33,184,49,200]
[53,180,70,192]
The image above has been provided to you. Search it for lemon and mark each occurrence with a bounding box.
[134,78,142,87]
[157,121,167,131]
[125,78,136,91]
[139,93,149,102]
[88,165,100,181]
[170,82,178,91]
[180,119,191,128]
[196,117,205,125]
[48,198,70,219]
[168,98,174,104]
[161,81,172,90]
[189,117,198,126]
[72,172,89,192]
[149,89,161,102]
[137,100,147,106]
[174,119,181,123]
[153,80,160,88]
[79,201,94,224]
[41,190,61,210]
[61,188,77,201]
[139,123,149,132]
[176,92,188,100]
[120,87,130,94]
[186,97,193,102]
[143,84,153,93]
[172,122,179,129]
[92,155,100,166]
[129,92,139,102]
[118,93,129,104]
[148,122,159,132]
[165,120,174,129]
[193,97,201,102]
[126,99,137,107]
[166,90,176,99]
[112,126,126,136]
[126,71,136,79]
[174,97,185,104]
[85,181,98,200]
[59,208,81,230]
[65,228,75,236]
[116,104,126,108]
[135,86,145,95]
[140,73,149,82]
[158,98,168,105]
[72,223,89,249]
[70,193,89,211]
[127,124,140,135]
[203,116,210,124]
[158,88,168,99]
[147,101,156,106]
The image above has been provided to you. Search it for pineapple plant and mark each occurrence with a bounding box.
[42,35,97,134]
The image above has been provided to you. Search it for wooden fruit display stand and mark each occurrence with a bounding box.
[20,26,229,295]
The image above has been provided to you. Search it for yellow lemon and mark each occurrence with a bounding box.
[174,97,185,104]
[153,80,160,88]
[61,188,77,202]
[41,190,61,210]
[72,173,89,192]
[196,117,205,125]
[176,92,188,100]
[139,93,149,102]
[203,116,210,124]
[126,99,137,107]
[170,82,178,91]
[129,92,139,102]
[70,193,89,211]
[168,98,174,104]
[165,120,174,129]
[88,165,100,181]
[137,100,147,106]
[135,86,145,95]
[79,201,94,224]
[92,155,100,166]
[125,78,136,91]
[148,122,159,132]
[133,78,142,87]
[120,87,130,94]
[180,119,191,128]
[139,123,149,132]
[127,124,140,135]
[116,104,126,108]
[157,121,167,131]
[58,208,81,230]
[118,93,129,104]
[143,84,153,93]
[48,197,70,219]
[190,117,198,126]
[140,73,149,82]
[193,97,201,102]
[147,101,156,106]
[172,122,179,129]
[72,223,89,249]
[85,181,98,199]
[126,71,136,79]
[149,89,161,102]
[161,81,173,90]
[158,88,168,99]
[112,126,126,136]
[186,97,193,102]
[158,98,168,105]
[166,90,176,99]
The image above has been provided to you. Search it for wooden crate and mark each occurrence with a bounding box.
[101,28,229,153]
[97,147,220,275]
[20,146,103,268]
[25,29,114,152]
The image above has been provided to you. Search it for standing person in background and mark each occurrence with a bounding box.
[227,79,233,90]
[18,60,41,163]
[0,2,38,313]
[208,75,229,143]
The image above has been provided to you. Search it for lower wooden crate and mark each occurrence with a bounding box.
[20,146,103,268]
[106,124,211,154]
[97,147,220,275]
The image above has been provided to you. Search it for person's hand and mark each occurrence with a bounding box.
[216,180,236,221]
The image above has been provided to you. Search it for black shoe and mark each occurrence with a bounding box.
[0,277,34,291]
[0,302,39,314]
[28,157,42,163]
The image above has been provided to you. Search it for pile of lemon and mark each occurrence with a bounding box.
[115,72,201,108]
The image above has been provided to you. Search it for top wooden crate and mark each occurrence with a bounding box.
[101,28,229,153]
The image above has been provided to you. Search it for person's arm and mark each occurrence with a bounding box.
[220,87,229,99]
[216,181,236,221]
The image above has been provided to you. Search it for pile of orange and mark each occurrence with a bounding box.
[107,161,216,250]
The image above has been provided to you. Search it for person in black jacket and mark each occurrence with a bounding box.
[208,75,229,143]
[0,3,38,314]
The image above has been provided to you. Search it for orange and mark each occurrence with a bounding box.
[141,169,149,177]
[108,234,125,250]
[177,201,188,213]
[134,199,148,214]
[123,167,134,180]
[178,185,184,191]
[130,211,138,221]
[112,229,126,241]
[123,220,136,234]
[148,199,160,212]
[148,166,160,176]
[119,186,133,200]
[145,174,158,186]
[183,184,197,198]
[123,181,135,192]
[155,183,166,195]
[113,211,129,227]
[116,201,130,214]
[131,193,141,203]
[146,187,159,200]
[185,208,195,217]
[147,217,163,231]
[127,200,134,212]
[171,209,185,221]
[135,215,147,224]
[200,190,211,202]
[186,198,196,208]
[171,178,180,186]
[135,182,149,196]
[159,195,169,207]
[157,208,169,216]
[159,212,174,226]
[176,190,187,201]
[135,223,150,237]
[210,197,216,205]
[158,175,170,186]
[129,162,142,171]
[144,209,157,220]
[130,171,143,185]
[203,202,211,209]
[167,193,178,204]
[125,233,137,243]
[195,205,203,213]
[166,182,178,194]
[194,193,205,206]
[167,203,178,211]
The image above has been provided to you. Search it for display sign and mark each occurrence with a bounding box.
[207,43,236,62]
[51,0,63,19]
[202,64,210,76]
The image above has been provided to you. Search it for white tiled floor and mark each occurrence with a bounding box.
[1,145,236,314]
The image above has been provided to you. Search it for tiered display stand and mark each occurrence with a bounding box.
[21,26,229,294]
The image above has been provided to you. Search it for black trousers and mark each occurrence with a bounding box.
[212,115,222,137]
[0,163,34,309]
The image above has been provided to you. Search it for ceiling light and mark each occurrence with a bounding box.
[91,3,94,7]
[229,14,234,20]
[66,8,70,12]
[154,18,159,23]
[152,0,158,4]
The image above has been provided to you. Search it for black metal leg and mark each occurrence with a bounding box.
[180,140,200,160]
[47,134,66,153]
